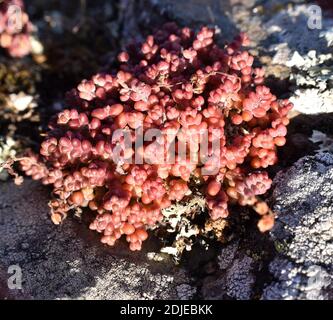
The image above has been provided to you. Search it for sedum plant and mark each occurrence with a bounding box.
[17,23,292,251]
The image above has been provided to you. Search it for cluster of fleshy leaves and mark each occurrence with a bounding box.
[19,23,292,251]
[0,0,32,58]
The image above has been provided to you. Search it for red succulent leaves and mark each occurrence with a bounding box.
[20,23,292,251]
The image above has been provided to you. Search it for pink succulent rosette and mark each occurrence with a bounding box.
[20,23,292,250]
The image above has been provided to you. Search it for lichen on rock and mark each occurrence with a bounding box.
[263,153,333,300]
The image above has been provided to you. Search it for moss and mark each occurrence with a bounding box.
[0,59,40,96]
[274,239,288,254]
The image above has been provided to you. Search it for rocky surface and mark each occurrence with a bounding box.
[0,180,193,300]
[201,241,257,300]
[1,0,333,300]
[264,4,333,114]
[263,152,333,299]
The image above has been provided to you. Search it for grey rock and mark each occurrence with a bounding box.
[263,3,333,114]
[176,284,197,300]
[225,255,255,300]
[0,180,192,300]
[288,48,333,114]
[217,240,239,270]
[262,153,333,300]
[202,241,256,300]
[265,4,333,59]
[116,0,241,50]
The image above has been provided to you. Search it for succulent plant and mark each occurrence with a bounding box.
[18,23,292,251]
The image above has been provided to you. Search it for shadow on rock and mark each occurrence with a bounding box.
[274,112,333,171]
[0,180,191,300]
